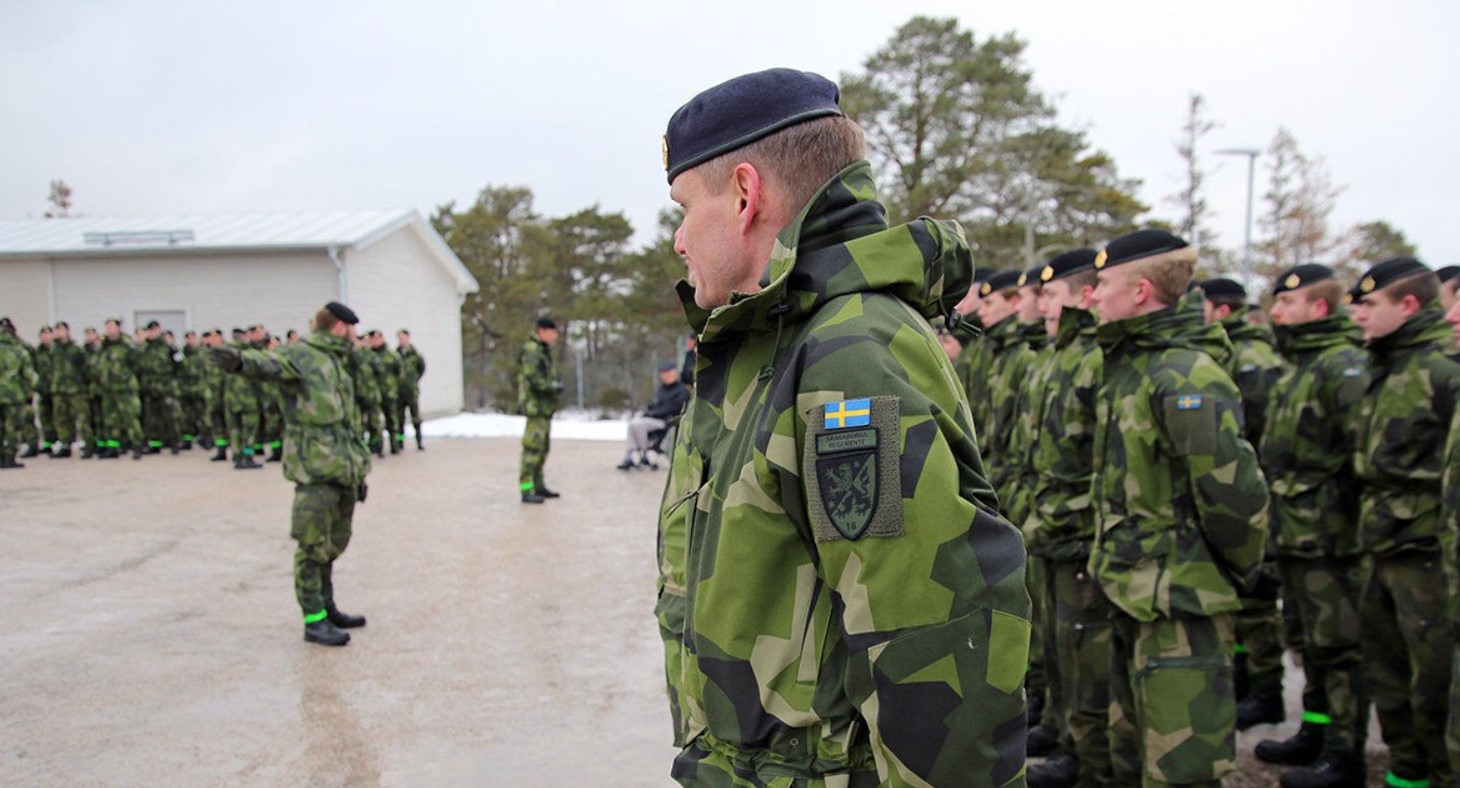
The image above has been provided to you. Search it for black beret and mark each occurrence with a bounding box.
[536,316,558,330]
[658,360,679,372]
[1435,265,1460,285]
[1039,248,1099,284]
[664,68,843,184]
[1350,257,1431,300]
[971,267,994,285]
[144,320,161,330]
[978,269,1023,297]
[1016,265,1044,288]
[1094,229,1190,271]
[1198,277,1247,301]
[325,301,359,325]
[1272,263,1335,295]
[106,316,123,326]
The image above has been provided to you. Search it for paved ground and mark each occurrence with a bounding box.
[0,435,1392,786]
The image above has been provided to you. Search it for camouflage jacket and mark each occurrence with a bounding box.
[397,346,426,396]
[1219,315,1287,447]
[179,345,209,395]
[1261,317,1369,558]
[0,333,38,405]
[222,341,261,412]
[956,325,990,433]
[1354,305,1460,556]
[32,342,53,394]
[1089,292,1269,621]
[659,162,1029,786]
[237,331,371,487]
[349,347,380,408]
[981,316,1040,510]
[49,339,88,395]
[1004,339,1055,531]
[94,336,141,393]
[516,336,559,418]
[1025,307,1102,560]
[136,337,177,395]
[372,346,401,402]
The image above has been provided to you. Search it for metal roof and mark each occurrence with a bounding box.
[0,209,478,293]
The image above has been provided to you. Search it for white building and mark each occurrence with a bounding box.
[0,210,478,417]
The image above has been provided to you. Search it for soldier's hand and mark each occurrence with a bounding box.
[207,346,243,372]
[357,482,368,504]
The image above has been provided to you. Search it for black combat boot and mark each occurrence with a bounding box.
[415,432,424,451]
[0,455,20,469]
[521,490,545,504]
[388,441,400,455]
[538,486,560,498]
[325,604,367,629]
[267,445,282,462]
[1026,750,1080,788]
[1237,692,1286,730]
[1255,721,1325,765]
[238,452,263,470]
[1279,753,1366,788]
[211,445,229,462]
[80,444,96,459]
[99,446,118,459]
[132,445,145,460]
[20,444,41,458]
[1026,723,1059,758]
[50,444,72,458]
[303,619,350,646]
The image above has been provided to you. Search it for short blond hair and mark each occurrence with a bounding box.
[1128,247,1198,305]
[698,115,867,216]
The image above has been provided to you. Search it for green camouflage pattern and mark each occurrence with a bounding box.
[519,415,551,491]
[956,324,991,435]
[1354,305,1460,555]
[290,482,357,615]
[1090,291,1270,622]
[981,316,1040,510]
[237,331,372,487]
[1047,559,1115,786]
[373,345,402,443]
[1278,556,1368,758]
[1109,613,1236,786]
[398,344,425,431]
[659,161,1029,787]
[47,338,90,446]
[1025,306,1101,557]
[1217,315,1285,447]
[1004,335,1055,530]
[178,344,211,442]
[517,336,559,418]
[136,337,179,447]
[95,336,143,447]
[349,346,382,448]
[0,333,38,456]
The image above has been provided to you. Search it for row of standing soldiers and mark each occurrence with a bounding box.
[0,317,425,469]
[947,241,1460,788]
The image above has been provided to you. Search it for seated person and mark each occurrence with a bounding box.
[617,361,690,469]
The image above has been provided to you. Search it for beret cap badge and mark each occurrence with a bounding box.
[980,282,993,296]
[1360,277,1375,293]
[1093,250,1107,269]
[1040,265,1054,282]
[1285,274,1301,289]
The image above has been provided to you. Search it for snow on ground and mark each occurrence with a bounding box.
[421,409,630,442]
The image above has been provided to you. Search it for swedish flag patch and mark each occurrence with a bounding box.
[823,398,871,429]
[1174,394,1203,410]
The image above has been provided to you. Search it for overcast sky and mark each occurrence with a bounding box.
[4,0,1456,267]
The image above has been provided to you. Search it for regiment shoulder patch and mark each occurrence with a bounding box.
[804,395,903,542]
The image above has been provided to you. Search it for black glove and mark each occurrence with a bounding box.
[357,482,368,504]
[207,346,243,372]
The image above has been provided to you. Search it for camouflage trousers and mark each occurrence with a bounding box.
[261,402,283,454]
[380,396,401,444]
[357,399,382,449]
[98,389,143,448]
[33,392,55,445]
[1109,612,1236,787]
[401,392,421,431]
[227,408,259,455]
[208,400,229,448]
[0,402,25,455]
[670,736,881,788]
[1027,556,1054,731]
[179,392,207,442]
[1233,594,1284,700]
[50,392,89,445]
[291,483,357,616]
[519,416,551,491]
[1048,555,1116,786]
[140,389,178,449]
[1361,551,1455,782]
[1278,555,1368,758]
[1449,647,1460,774]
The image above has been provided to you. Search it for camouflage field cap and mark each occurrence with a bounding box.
[1271,263,1335,296]
[1093,228,1190,271]
[663,68,843,184]
[1349,257,1429,301]
[1039,248,1098,284]
[978,269,1023,297]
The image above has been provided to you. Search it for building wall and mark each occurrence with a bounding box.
[349,223,466,417]
[0,259,56,339]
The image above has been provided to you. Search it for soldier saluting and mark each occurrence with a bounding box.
[209,302,372,647]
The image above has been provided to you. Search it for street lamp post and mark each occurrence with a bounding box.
[1216,147,1261,290]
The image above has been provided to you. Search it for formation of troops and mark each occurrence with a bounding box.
[0,317,426,469]
[950,244,1460,788]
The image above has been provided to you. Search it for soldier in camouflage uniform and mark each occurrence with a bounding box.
[1348,258,1460,788]
[369,330,403,454]
[202,330,231,461]
[517,317,561,504]
[136,321,180,454]
[1024,250,1113,788]
[210,302,372,647]
[1198,277,1290,729]
[397,329,426,450]
[0,318,39,468]
[22,325,55,458]
[177,331,209,448]
[95,318,145,460]
[1088,229,1269,787]
[251,325,286,463]
[657,68,1030,787]
[1444,292,1460,777]
[47,322,89,458]
[223,328,263,469]
[1249,265,1372,788]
